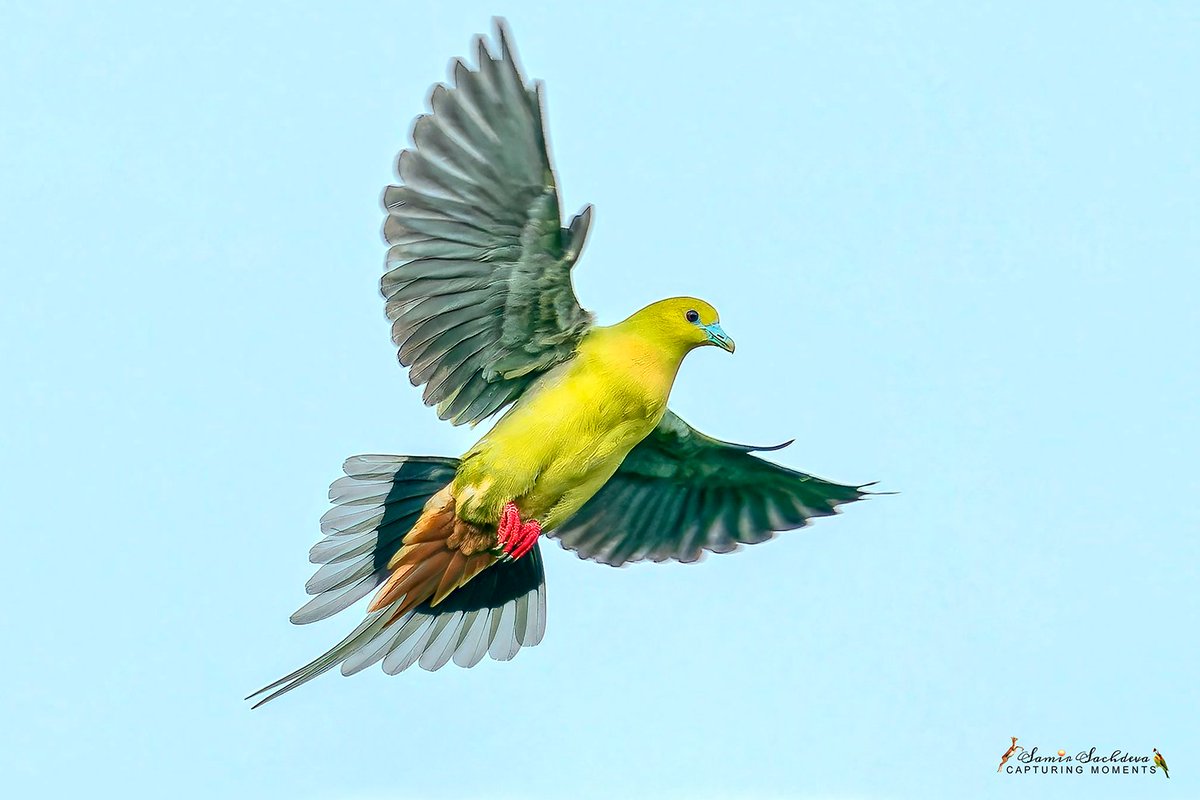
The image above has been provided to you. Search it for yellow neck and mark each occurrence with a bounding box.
[594,320,689,376]
[605,310,696,364]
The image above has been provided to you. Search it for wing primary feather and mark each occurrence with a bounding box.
[379,22,593,427]
[420,333,496,401]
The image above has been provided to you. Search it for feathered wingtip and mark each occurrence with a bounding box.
[458,17,526,83]
[493,17,518,67]
[854,480,899,497]
[564,204,593,266]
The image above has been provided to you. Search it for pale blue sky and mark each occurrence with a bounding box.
[2,2,1197,798]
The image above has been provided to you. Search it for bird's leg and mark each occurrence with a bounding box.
[495,501,541,561]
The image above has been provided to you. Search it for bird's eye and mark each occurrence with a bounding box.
[685,309,700,323]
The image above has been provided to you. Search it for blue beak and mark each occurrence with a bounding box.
[703,322,735,353]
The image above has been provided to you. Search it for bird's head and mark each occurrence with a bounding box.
[627,297,735,356]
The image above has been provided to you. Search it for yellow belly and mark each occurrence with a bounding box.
[451,329,675,530]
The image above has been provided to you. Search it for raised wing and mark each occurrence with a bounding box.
[550,411,873,566]
[382,20,593,426]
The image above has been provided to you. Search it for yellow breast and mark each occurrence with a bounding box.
[452,326,682,529]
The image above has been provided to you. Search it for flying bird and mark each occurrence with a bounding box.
[249,19,875,707]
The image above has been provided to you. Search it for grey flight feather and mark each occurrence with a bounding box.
[381,19,593,426]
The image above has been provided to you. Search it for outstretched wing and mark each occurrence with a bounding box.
[550,411,873,566]
[382,20,593,426]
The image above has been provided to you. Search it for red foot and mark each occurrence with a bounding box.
[496,501,541,560]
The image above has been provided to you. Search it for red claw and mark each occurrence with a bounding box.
[497,501,541,560]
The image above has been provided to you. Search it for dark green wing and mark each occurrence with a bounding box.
[382,20,593,426]
[550,411,872,566]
